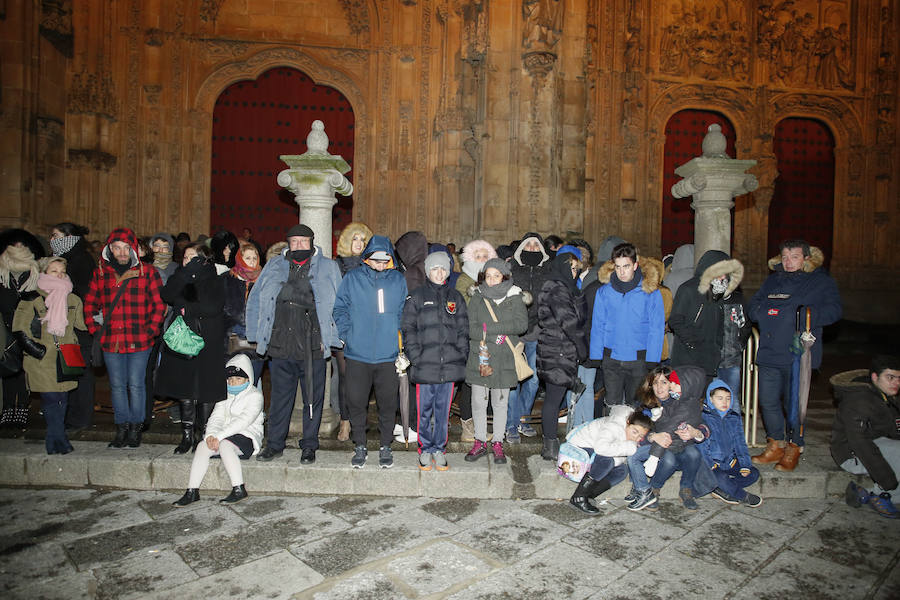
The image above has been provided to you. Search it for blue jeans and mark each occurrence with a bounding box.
[627,443,702,491]
[711,464,760,500]
[417,383,454,453]
[566,365,596,429]
[104,349,152,424]
[757,364,802,445]
[716,365,740,398]
[580,451,628,485]
[506,340,539,430]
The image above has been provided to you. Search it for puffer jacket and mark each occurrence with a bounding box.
[204,353,265,455]
[699,378,752,469]
[651,365,709,453]
[335,221,373,276]
[566,404,640,465]
[465,285,528,389]
[536,254,588,387]
[589,260,665,363]
[748,247,842,369]
[670,250,751,376]
[333,235,408,364]
[13,290,86,393]
[509,233,551,341]
[401,278,469,384]
[246,245,342,357]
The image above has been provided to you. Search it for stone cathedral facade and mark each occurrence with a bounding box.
[1,0,898,320]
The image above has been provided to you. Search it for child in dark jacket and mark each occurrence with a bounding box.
[700,379,763,507]
[401,252,469,471]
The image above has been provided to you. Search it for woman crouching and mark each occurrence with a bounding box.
[173,354,264,506]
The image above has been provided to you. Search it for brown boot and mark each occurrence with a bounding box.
[774,442,801,472]
[460,418,475,443]
[751,437,786,465]
[336,420,351,442]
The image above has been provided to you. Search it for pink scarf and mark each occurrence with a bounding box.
[37,274,73,337]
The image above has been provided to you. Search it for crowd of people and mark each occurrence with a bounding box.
[1,222,896,519]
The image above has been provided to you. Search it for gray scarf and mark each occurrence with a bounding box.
[479,278,513,300]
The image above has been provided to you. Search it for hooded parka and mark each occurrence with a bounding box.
[536,253,588,387]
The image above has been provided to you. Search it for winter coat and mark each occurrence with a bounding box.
[536,256,588,387]
[204,353,265,455]
[748,247,841,369]
[395,231,428,293]
[401,279,469,384]
[509,232,551,341]
[333,235,407,364]
[589,260,665,363]
[699,378,752,469]
[83,228,166,353]
[455,272,477,303]
[651,365,709,453]
[663,243,695,299]
[566,404,640,466]
[12,291,86,393]
[465,285,529,389]
[154,259,226,405]
[58,237,96,300]
[223,272,254,337]
[831,376,900,491]
[246,245,342,357]
[642,257,673,361]
[336,222,373,276]
[670,251,752,376]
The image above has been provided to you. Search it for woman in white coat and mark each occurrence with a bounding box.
[173,353,264,506]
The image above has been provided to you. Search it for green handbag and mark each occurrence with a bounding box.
[163,315,205,357]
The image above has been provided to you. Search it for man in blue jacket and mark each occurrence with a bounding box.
[590,242,665,413]
[749,239,841,471]
[245,224,342,464]
[333,235,408,468]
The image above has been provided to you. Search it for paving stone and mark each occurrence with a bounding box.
[151,452,229,491]
[143,550,322,599]
[419,454,492,498]
[728,497,829,527]
[290,508,457,577]
[0,541,76,594]
[448,542,625,600]
[760,469,829,498]
[307,571,412,600]
[226,494,334,523]
[732,548,879,600]
[643,496,727,527]
[5,570,98,600]
[873,558,900,600]
[525,498,614,526]
[0,451,26,486]
[790,500,900,575]
[25,452,89,486]
[282,449,421,497]
[386,540,493,596]
[564,509,688,568]
[92,549,198,600]
[176,507,350,576]
[593,547,741,600]
[451,506,572,563]
[317,496,428,526]
[421,497,521,529]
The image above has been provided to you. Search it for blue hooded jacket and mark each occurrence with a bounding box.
[699,378,752,469]
[333,235,408,363]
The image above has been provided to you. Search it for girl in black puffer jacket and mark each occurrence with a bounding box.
[537,247,588,461]
[401,252,468,470]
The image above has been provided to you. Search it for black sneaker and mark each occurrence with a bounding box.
[300,448,316,464]
[379,446,394,469]
[740,493,763,508]
[845,481,870,508]
[627,488,659,512]
[256,447,283,462]
[711,488,740,505]
[679,487,699,510]
[623,486,638,503]
[351,445,367,468]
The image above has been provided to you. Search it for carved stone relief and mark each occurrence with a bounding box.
[39,0,73,57]
[339,0,371,34]
[68,68,118,120]
[35,116,64,181]
[522,0,563,52]
[202,40,252,60]
[199,0,225,23]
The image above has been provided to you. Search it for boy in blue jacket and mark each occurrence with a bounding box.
[700,379,763,507]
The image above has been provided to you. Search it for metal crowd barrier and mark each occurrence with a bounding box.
[741,327,760,447]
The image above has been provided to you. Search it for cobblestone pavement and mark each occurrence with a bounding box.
[1,487,898,599]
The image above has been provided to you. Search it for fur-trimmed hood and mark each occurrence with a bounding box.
[767,246,825,273]
[597,258,661,294]
[266,241,288,262]
[336,221,373,258]
[695,250,744,296]
[460,239,497,265]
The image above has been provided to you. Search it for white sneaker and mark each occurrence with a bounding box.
[393,424,404,436]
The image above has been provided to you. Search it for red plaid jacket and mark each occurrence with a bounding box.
[83,228,166,353]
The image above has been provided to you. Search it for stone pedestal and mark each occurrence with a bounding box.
[671,124,759,264]
[277,120,353,258]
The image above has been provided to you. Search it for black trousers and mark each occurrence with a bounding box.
[346,358,398,447]
[601,358,647,412]
[66,332,95,428]
[541,382,568,440]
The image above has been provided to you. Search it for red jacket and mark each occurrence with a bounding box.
[83,228,165,353]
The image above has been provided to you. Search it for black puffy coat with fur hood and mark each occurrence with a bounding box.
[536,254,588,387]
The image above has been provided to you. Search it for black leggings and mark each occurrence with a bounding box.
[541,382,568,440]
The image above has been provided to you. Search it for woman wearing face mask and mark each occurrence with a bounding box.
[154,243,227,453]
[13,257,87,453]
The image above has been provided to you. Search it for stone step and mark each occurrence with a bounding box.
[0,439,870,502]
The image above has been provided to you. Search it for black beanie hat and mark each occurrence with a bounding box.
[286,224,315,240]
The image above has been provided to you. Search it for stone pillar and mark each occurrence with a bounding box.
[277,120,353,258]
[671,124,759,264]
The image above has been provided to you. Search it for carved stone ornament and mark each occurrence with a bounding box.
[522,0,563,52]
[339,0,371,35]
[68,68,118,120]
[67,148,117,171]
[202,40,251,59]
[522,51,557,79]
[39,0,73,58]
[199,0,225,23]
[658,3,749,82]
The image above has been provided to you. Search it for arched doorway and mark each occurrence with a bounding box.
[661,109,737,256]
[210,67,355,252]
[769,118,835,265]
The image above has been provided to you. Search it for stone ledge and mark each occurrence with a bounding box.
[0,439,872,500]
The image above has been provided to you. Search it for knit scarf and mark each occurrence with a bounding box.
[479,278,513,300]
[0,245,39,291]
[50,236,80,257]
[37,274,73,337]
[153,252,173,271]
[462,260,484,283]
[231,251,261,282]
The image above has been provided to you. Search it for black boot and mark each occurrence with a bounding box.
[570,474,603,515]
[108,424,127,448]
[194,401,213,451]
[125,423,142,448]
[541,437,560,461]
[174,400,195,455]
[173,488,199,507]
[219,484,248,504]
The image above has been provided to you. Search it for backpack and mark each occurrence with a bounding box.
[556,421,595,482]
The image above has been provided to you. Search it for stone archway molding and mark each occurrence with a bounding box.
[190,46,369,235]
